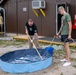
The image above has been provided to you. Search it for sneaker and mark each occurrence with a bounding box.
[63,62,71,66]
[60,59,67,62]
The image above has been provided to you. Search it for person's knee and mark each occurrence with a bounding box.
[64,42,69,46]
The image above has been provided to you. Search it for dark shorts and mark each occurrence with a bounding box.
[61,35,69,42]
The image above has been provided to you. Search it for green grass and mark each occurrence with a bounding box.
[60,72,64,75]
[73,65,76,68]
[70,46,76,50]
[54,49,65,57]
[0,40,27,47]
[71,58,76,62]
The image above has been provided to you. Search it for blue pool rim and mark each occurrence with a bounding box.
[0,49,53,73]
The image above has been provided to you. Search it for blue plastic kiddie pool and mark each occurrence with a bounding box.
[0,48,54,73]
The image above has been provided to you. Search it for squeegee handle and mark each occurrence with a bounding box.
[26,33,43,60]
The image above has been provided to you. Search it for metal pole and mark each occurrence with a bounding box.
[0,7,6,37]
[3,9,6,37]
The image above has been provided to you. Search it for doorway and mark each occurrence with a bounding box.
[56,3,69,34]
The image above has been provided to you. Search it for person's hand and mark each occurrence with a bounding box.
[54,33,59,38]
[68,35,71,39]
[34,33,38,39]
[26,30,28,34]
[31,40,33,42]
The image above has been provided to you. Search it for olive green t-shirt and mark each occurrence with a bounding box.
[61,13,71,35]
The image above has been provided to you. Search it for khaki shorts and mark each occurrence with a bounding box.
[28,35,39,48]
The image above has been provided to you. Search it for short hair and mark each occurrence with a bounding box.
[28,19,33,22]
[58,6,65,11]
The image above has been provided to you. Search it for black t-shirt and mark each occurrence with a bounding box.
[25,22,38,35]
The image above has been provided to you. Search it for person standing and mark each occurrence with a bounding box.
[25,19,39,48]
[56,6,72,66]
[0,13,3,32]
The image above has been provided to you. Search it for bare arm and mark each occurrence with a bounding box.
[2,17,3,22]
[68,21,72,38]
[57,25,63,35]
[57,17,63,36]
[25,26,28,34]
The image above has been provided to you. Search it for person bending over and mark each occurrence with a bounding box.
[25,19,39,48]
